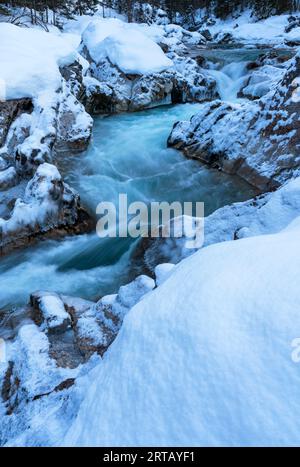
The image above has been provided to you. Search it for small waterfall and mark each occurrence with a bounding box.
[207,61,249,102]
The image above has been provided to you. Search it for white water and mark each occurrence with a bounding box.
[207,61,249,102]
[0,104,256,309]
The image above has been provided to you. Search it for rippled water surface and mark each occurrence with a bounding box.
[0,103,257,309]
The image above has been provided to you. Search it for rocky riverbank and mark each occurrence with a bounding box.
[168,50,300,191]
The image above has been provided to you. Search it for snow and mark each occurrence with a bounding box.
[1,9,300,448]
[82,19,173,74]
[155,263,175,286]
[0,163,62,236]
[64,211,300,447]
[32,292,71,332]
[209,12,294,46]
[10,324,74,399]
[286,27,300,43]
[0,23,79,100]
[0,166,17,190]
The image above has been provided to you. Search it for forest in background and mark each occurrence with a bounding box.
[0,0,300,27]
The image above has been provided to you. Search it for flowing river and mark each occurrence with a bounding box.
[0,49,269,310]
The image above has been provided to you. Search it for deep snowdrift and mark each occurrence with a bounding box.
[0,23,79,100]
[81,18,173,74]
[64,213,300,447]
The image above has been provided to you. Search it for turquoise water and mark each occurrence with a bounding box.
[0,104,256,309]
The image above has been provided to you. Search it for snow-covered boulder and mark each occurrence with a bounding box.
[81,19,172,73]
[168,52,300,191]
[0,25,94,255]
[285,27,300,46]
[74,275,155,357]
[1,324,75,414]
[80,19,217,113]
[0,24,92,165]
[84,56,218,113]
[214,31,235,44]
[164,24,206,46]
[0,167,18,191]
[238,64,285,100]
[30,291,71,334]
[285,15,300,33]
[0,163,93,255]
[154,263,175,286]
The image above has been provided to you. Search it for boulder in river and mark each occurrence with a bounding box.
[0,163,93,255]
[82,55,219,113]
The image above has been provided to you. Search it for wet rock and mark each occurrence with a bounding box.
[199,29,212,41]
[285,16,300,33]
[0,166,18,191]
[0,98,33,148]
[132,216,204,274]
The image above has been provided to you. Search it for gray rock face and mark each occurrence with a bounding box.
[0,98,33,149]
[285,16,300,33]
[168,53,300,191]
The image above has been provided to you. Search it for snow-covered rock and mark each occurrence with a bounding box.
[0,163,93,255]
[0,167,18,191]
[1,324,74,412]
[238,64,285,99]
[133,175,300,272]
[30,291,71,334]
[154,263,175,286]
[83,22,173,74]
[168,52,300,191]
[206,13,297,47]
[75,275,155,357]
[80,18,217,113]
[0,23,78,100]
[0,26,94,255]
[83,58,218,113]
